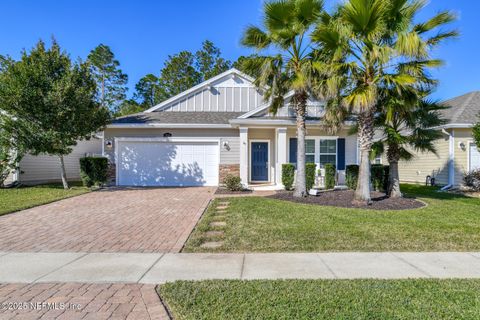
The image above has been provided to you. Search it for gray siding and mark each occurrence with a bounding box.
[18,138,102,185]
[103,128,240,165]
[162,87,263,113]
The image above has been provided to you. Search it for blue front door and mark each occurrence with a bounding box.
[251,142,268,181]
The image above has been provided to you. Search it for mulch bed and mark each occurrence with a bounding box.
[215,188,253,195]
[268,189,425,210]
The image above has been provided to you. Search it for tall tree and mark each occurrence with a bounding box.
[134,74,162,108]
[242,0,324,197]
[473,119,480,149]
[0,40,110,189]
[87,44,128,112]
[372,91,446,197]
[195,40,232,81]
[312,0,457,203]
[115,99,145,117]
[158,51,201,101]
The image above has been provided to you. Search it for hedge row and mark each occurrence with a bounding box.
[345,164,390,192]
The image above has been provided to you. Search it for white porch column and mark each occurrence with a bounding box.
[239,127,249,186]
[276,128,287,186]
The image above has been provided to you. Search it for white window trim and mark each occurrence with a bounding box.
[249,139,271,183]
[468,142,480,172]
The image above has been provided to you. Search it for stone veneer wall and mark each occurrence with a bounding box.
[107,163,116,186]
[219,164,240,184]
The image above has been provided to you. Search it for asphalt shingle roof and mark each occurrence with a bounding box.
[441,91,480,125]
[111,112,245,125]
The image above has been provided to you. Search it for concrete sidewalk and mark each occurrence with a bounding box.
[1,252,480,284]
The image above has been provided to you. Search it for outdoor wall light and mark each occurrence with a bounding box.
[459,141,466,151]
[163,132,172,138]
[223,141,230,151]
[105,140,113,149]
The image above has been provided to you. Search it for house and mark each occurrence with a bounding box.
[103,68,358,189]
[396,91,480,188]
[4,138,102,186]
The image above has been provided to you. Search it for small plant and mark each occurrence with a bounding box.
[306,163,316,191]
[223,174,242,191]
[464,169,480,191]
[345,165,359,190]
[79,157,108,187]
[324,164,336,190]
[282,164,295,190]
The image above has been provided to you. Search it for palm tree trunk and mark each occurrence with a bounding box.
[293,91,308,197]
[59,155,69,190]
[354,110,375,203]
[387,144,402,198]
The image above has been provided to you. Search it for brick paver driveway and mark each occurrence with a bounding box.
[0,283,168,319]
[0,187,214,253]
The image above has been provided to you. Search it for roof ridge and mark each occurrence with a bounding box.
[450,91,478,123]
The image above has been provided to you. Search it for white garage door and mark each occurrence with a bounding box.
[118,140,219,187]
[470,143,480,171]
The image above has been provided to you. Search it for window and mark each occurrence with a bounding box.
[319,139,336,168]
[374,155,382,165]
[306,139,315,163]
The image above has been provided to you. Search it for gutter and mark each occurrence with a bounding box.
[106,123,233,129]
[229,119,356,127]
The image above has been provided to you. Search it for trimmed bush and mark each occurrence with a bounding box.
[371,164,385,192]
[383,165,390,192]
[79,157,108,187]
[223,174,242,191]
[464,169,480,191]
[282,164,295,190]
[345,165,359,190]
[324,164,336,190]
[306,163,316,191]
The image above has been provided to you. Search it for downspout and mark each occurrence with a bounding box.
[440,128,454,191]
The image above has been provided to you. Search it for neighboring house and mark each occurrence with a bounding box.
[5,138,102,186]
[396,91,480,188]
[103,68,358,189]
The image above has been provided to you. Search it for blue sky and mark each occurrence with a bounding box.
[0,0,477,101]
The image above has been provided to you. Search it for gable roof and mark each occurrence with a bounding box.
[109,112,244,128]
[440,91,480,127]
[144,68,256,113]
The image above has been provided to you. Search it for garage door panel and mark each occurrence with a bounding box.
[118,141,219,187]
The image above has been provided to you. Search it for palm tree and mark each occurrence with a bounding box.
[241,0,324,197]
[372,91,447,198]
[312,0,457,203]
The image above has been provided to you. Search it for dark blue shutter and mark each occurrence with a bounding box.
[337,138,346,170]
[289,138,297,164]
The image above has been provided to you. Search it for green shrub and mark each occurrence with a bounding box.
[79,157,108,187]
[306,163,316,191]
[324,164,336,190]
[345,165,359,190]
[371,164,385,191]
[223,174,242,191]
[383,165,390,192]
[464,169,480,191]
[282,164,295,191]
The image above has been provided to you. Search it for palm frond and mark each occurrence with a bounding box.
[241,26,272,50]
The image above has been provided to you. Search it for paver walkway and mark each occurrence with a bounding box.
[2,252,480,284]
[0,187,214,253]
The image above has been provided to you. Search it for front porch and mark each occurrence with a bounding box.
[238,127,358,190]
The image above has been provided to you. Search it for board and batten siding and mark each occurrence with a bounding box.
[160,76,264,113]
[18,138,102,185]
[103,128,240,165]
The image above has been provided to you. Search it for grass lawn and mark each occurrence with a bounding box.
[184,185,480,252]
[159,279,480,319]
[0,183,90,216]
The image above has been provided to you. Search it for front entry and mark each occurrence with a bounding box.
[251,142,269,182]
